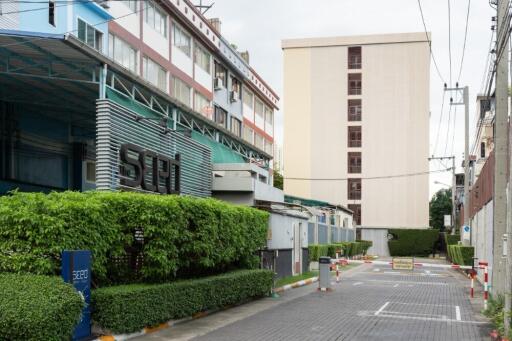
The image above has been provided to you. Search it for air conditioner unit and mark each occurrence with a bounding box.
[230,90,239,102]
[214,78,223,90]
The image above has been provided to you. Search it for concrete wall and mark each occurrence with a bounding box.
[470,200,494,287]
[283,33,430,230]
[361,228,390,256]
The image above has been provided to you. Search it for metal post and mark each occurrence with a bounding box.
[452,156,456,234]
[463,86,470,243]
[99,63,107,100]
[494,0,509,301]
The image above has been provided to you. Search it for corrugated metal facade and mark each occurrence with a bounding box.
[96,99,212,197]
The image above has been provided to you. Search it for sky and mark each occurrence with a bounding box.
[204,0,495,199]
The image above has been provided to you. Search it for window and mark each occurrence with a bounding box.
[231,77,241,94]
[109,34,138,74]
[172,77,191,106]
[254,133,264,150]
[348,152,361,173]
[49,0,55,26]
[214,62,227,87]
[265,141,273,156]
[480,99,491,119]
[348,204,361,225]
[86,161,96,183]
[348,179,361,200]
[242,87,253,108]
[214,106,227,128]
[194,91,210,115]
[173,24,191,56]
[122,0,137,11]
[255,99,264,121]
[231,117,241,137]
[194,44,210,73]
[265,107,273,126]
[348,46,362,69]
[348,99,362,121]
[143,56,167,91]
[77,19,103,51]
[145,1,167,37]
[348,73,362,95]
[243,125,254,143]
[348,126,362,147]
[481,142,486,159]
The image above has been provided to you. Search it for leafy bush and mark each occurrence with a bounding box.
[388,229,439,257]
[0,273,84,341]
[444,233,460,246]
[92,269,272,333]
[447,245,474,265]
[484,294,507,338]
[357,240,373,255]
[309,245,329,261]
[0,191,269,285]
[309,241,370,260]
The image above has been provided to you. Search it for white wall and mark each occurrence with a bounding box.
[172,46,193,77]
[268,213,308,250]
[471,200,494,285]
[361,228,390,256]
[107,2,140,38]
[194,64,212,92]
[142,22,168,59]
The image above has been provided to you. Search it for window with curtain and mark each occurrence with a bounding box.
[145,1,167,37]
[109,34,138,74]
[172,77,191,107]
[173,24,191,57]
[142,56,167,91]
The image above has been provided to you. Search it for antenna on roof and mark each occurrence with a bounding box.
[194,0,214,15]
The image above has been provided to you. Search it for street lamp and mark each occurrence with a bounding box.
[434,181,451,188]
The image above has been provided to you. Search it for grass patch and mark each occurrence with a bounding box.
[275,271,318,288]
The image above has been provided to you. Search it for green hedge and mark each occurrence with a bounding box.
[92,269,272,333]
[0,191,269,285]
[444,233,460,246]
[448,245,474,266]
[308,241,372,261]
[0,273,83,341]
[388,229,439,257]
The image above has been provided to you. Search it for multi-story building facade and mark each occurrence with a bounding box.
[0,0,278,198]
[282,33,430,255]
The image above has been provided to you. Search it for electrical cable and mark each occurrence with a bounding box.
[448,0,453,86]
[417,0,446,84]
[284,168,452,181]
[456,0,471,83]
[433,89,446,155]
[443,98,453,157]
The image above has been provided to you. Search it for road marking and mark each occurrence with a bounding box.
[455,306,461,321]
[393,284,399,288]
[374,301,390,316]
[353,282,363,286]
[358,311,489,325]
[373,268,380,272]
[384,271,402,275]
[367,279,448,286]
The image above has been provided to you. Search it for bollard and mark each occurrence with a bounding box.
[336,263,340,283]
[484,265,489,310]
[470,274,474,298]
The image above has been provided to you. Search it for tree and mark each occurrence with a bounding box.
[273,169,283,190]
[429,189,452,231]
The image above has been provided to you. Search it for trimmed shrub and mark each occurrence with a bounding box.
[357,240,373,255]
[92,269,272,333]
[0,191,269,285]
[309,241,370,260]
[388,229,439,257]
[448,245,474,266]
[444,233,460,246]
[309,244,329,261]
[0,273,83,341]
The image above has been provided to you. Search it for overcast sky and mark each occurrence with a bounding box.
[205,0,495,198]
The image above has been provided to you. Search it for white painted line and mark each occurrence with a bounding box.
[425,270,431,274]
[384,271,402,275]
[367,279,448,286]
[357,311,488,325]
[373,268,380,272]
[393,284,399,288]
[455,306,461,321]
[353,282,363,286]
[374,302,390,316]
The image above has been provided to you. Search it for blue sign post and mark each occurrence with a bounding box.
[62,250,91,341]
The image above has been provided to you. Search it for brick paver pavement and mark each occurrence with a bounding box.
[137,262,492,341]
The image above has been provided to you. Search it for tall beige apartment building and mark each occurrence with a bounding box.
[282,33,430,255]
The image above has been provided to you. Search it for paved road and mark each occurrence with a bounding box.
[137,262,491,341]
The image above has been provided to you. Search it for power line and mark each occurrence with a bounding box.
[284,168,452,181]
[417,0,446,84]
[447,0,453,86]
[433,89,446,155]
[443,98,453,157]
[457,0,471,83]
[450,105,457,156]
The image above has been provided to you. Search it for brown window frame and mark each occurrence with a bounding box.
[348,99,362,121]
[347,178,363,200]
[348,204,361,225]
[348,179,361,200]
[348,152,361,173]
[348,126,362,148]
[348,73,361,95]
[348,46,361,69]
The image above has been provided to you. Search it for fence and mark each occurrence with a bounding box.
[308,222,355,244]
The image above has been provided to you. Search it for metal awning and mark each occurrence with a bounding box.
[0,30,272,164]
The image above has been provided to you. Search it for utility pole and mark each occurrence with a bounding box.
[493,0,509,304]
[429,155,456,232]
[444,85,470,243]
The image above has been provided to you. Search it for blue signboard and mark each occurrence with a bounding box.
[62,250,91,341]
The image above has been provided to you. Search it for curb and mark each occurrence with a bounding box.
[94,311,218,341]
[273,276,318,293]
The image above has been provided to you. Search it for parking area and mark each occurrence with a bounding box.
[137,262,491,341]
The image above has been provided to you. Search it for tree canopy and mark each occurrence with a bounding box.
[429,188,452,230]
[273,169,283,190]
